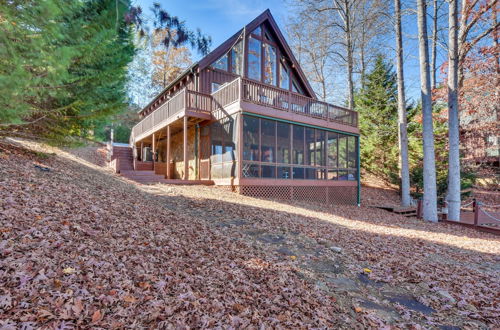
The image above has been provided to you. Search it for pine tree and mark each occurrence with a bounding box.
[0,0,135,142]
[356,55,400,183]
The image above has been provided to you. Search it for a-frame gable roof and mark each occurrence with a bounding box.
[198,9,317,99]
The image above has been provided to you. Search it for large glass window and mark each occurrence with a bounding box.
[248,36,261,81]
[277,122,290,164]
[263,44,277,86]
[212,53,228,71]
[231,41,243,75]
[292,125,304,165]
[261,119,275,163]
[243,116,259,161]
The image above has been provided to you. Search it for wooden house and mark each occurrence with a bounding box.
[121,9,360,205]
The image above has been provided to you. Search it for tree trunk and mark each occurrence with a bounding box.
[431,0,438,90]
[447,0,461,221]
[346,5,355,110]
[457,0,468,89]
[394,0,411,207]
[417,0,438,222]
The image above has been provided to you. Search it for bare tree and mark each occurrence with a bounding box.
[288,0,389,109]
[287,14,337,101]
[394,0,411,207]
[458,0,500,88]
[417,0,439,222]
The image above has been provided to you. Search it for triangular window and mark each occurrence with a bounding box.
[251,26,261,36]
[212,53,228,71]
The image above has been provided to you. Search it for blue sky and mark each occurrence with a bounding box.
[132,0,448,104]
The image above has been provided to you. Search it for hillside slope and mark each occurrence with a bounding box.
[1,139,499,328]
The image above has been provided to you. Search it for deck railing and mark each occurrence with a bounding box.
[240,78,358,127]
[131,78,358,144]
[212,78,240,110]
[131,88,212,143]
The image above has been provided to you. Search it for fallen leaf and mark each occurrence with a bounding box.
[92,310,102,323]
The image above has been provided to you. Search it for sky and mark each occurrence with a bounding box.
[132,0,449,105]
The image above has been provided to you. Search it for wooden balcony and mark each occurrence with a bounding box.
[131,88,212,144]
[131,78,358,144]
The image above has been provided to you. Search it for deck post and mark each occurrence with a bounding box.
[140,142,143,162]
[166,125,171,179]
[417,199,422,219]
[183,116,189,180]
[152,133,156,171]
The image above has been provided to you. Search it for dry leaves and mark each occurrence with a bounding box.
[0,139,499,328]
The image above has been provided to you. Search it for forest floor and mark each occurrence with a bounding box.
[1,138,499,329]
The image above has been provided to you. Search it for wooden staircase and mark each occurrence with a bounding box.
[112,146,134,171]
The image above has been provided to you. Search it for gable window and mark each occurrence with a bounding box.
[212,53,228,71]
[279,63,289,90]
[211,82,222,93]
[231,40,243,75]
[263,43,277,86]
[292,78,304,94]
[252,26,261,36]
[248,36,261,81]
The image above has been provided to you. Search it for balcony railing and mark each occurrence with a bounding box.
[131,78,358,144]
[131,88,212,143]
[240,78,358,127]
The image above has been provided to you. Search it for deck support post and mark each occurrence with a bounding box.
[140,142,143,162]
[183,116,189,180]
[166,125,171,179]
[152,133,156,172]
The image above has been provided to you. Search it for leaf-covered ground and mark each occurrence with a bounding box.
[1,139,499,329]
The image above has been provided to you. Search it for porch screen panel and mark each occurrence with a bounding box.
[248,36,261,81]
[338,134,348,180]
[222,117,235,162]
[292,125,304,165]
[347,136,357,181]
[211,122,223,164]
[261,119,275,163]
[305,127,315,166]
[316,130,326,166]
[243,116,259,161]
[277,122,290,164]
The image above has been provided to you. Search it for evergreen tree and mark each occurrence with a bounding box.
[0,0,135,143]
[356,55,400,183]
